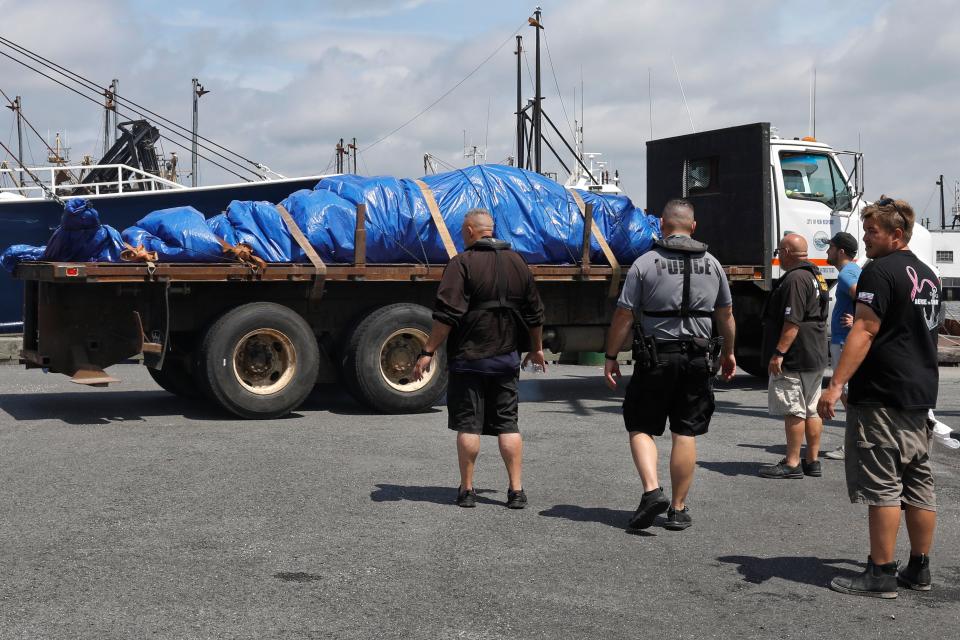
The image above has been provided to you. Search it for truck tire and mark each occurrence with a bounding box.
[197,302,319,419]
[147,361,203,399]
[341,303,447,413]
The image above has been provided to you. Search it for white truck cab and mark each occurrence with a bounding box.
[646,122,935,375]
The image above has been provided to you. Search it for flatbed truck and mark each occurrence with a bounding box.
[16,122,930,417]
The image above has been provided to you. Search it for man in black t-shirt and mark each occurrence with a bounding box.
[819,197,941,599]
[759,233,829,479]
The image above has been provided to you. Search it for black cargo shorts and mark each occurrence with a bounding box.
[623,349,715,437]
[447,372,520,436]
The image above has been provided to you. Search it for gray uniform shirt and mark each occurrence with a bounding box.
[617,237,732,341]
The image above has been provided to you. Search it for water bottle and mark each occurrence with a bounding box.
[522,362,544,374]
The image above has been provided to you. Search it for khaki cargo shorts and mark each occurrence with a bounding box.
[768,369,823,418]
[845,404,936,511]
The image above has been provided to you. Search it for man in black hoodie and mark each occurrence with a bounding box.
[412,209,545,509]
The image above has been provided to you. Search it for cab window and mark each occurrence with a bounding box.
[779,152,852,211]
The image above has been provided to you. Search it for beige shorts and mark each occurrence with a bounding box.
[768,369,823,418]
[845,404,936,511]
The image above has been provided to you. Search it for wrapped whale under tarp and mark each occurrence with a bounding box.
[1,164,660,271]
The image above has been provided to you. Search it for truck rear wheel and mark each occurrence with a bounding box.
[147,361,203,399]
[342,303,447,413]
[198,302,319,419]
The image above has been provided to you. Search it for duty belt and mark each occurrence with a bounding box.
[655,339,709,355]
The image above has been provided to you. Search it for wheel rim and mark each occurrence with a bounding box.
[380,328,432,392]
[232,328,297,395]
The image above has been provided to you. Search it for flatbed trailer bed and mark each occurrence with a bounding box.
[14,259,763,418]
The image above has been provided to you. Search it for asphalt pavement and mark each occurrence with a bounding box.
[1,363,958,639]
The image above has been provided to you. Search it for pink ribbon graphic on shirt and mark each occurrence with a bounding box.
[906,265,936,301]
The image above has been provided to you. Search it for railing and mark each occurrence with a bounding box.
[0,163,185,199]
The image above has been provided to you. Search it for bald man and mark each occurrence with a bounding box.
[759,233,830,479]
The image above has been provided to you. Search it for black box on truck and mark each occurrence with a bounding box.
[646,122,775,376]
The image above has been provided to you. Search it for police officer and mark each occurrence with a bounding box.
[603,198,736,531]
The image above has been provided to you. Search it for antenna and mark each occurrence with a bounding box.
[648,67,653,140]
[672,56,695,133]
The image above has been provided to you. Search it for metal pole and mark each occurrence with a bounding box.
[516,35,524,171]
[351,137,357,173]
[533,7,542,174]
[191,78,199,187]
[14,97,23,185]
[103,87,111,157]
[112,79,119,145]
[939,174,946,229]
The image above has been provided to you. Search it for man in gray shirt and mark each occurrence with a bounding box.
[604,199,736,531]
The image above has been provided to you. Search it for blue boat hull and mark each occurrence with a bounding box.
[0,176,323,330]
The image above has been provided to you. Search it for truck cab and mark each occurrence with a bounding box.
[647,122,934,375]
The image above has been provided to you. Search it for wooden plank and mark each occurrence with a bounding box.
[354,203,367,266]
[567,188,622,296]
[580,202,592,275]
[413,179,457,260]
[276,204,326,276]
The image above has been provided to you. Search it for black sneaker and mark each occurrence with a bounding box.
[506,488,527,509]
[801,459,822,477]
[830,557,898,599]
[898,554,932,591]
[627,487,669,530]
[664,506,692,531]
[456,487,477,508]
[759,458,804,479]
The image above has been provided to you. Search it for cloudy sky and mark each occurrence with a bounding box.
[1,0,958,223]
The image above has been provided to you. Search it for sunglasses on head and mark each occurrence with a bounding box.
[875,196,906,228]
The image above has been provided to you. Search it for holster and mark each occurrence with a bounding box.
[631,331,660,370]
[705,336,724,376]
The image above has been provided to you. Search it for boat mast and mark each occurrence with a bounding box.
[532,7,543,174]
[4,95,23,186]
[103,81,115,158]
[515,35,523,170]
[191,78,209,187]
[111,78,119,146]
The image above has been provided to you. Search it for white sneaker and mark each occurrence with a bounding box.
[824,445,845,460]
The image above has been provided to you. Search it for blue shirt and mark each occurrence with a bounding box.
[831,261,862,344]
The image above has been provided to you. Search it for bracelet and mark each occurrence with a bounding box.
[604,353,619,361]
[418,350,434,358]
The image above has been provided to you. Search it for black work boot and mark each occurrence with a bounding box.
[627,487,669,530]
[830,557,898,599]
[898,554,932,591]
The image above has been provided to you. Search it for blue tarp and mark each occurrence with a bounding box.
[2,165,660,270]
[122,206,226,262]
[1,199,124,272]
[298,165,658,264]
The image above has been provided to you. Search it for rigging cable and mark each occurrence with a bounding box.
[0,48,259,181]
[541,29,576,143]
[360,20,528,155]
[0,37,265,172]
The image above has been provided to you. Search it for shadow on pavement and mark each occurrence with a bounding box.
[697,460,764,477]
[0,390,235,425]
[718,555,862,589]
[538,504,657,536]
[737,443,788,456]
[370,484,500,506]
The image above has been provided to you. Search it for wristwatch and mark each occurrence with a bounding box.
[773,348,787,358]
[418,350,435,358]
[604,353,619,361]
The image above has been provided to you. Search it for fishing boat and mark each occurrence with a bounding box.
[0,118,326,331]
